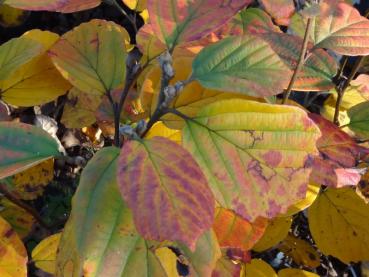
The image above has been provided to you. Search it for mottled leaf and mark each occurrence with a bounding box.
[192,34,292,97]
[0,30,71,107]
[32,233,61,274]
[259,0,295,26]
[183,99,320,221]
[243,8,337,92]
[309,187,369,263]
[309,114,367,188]
[0,122,60,179]
[49,19,130,95]
[290,1,369,55]
[278,234,320,268]
[4,0,101,13]
[278,269,319,277]
[56,147,167,277]
[243,259,277,277]
[253,216,292,252]
[0,35,42,80]
[213,208,267,251]
[0,197,35,238]
[0,216,27,277]
[348,101,369,138]
[147,0,250,49]
[117,137,214,250]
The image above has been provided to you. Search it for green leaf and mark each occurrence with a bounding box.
[183,99,321,221]
[56,147,167,277]
[0,36,42,80]
[0,122,60,179]
[347,101,369,138]
[192,33,292,97]
[49,19,130,95]
[117,137,215,250]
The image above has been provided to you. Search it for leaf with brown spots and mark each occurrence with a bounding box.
[56,147,167,277]
[309,114,368,188]
[183,99,321,222]
[0,122,60,179]
[213,208,267,251]
[117,137,215,250]
[0,215,27,277]
[278,234,320,268]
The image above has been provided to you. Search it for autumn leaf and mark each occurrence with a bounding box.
[192,33,292,97]
[0,122,60,179]
[242,259,277,277]
[144,121,182,144]
[117,137,215,250]
[253,216,292,252]
[32,233,61,274]
[309,187,369,263]
[290,1,369,55]
[147,0,251,49]
[0,30,71,107]
[4,0,101,13]
[123,0,146,11]
[56,147,167,276]
[347,101,369,138]
[183,99,321,221]
[0,4,28,27]
[213,208,267,251]
[0,216,27,277]
[309,114,368,188]
[259,0,295,26]
[278,268,319,277]
[49,19,131,95]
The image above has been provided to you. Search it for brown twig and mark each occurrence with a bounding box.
[0,184,51,229]
[282,18,313,104]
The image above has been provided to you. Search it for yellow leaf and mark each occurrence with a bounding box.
[0,198,35,238]
[242,259,277,277]
[155,247,179,277]
[140,57,264,129]
[309,187,369,263]
[253,216,292,252]
[12,159,54,200]
[278,234,320,268]
[281,182,320,216]
[0,30,71,107]
[278,268,319,277]
[122,0,147,11]
[0,216,27,277]
[140,9,149,23]
[0,4,28,27]
[32,233,61,274]
[145,121,182,144]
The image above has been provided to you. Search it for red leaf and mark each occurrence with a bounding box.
[117,137,215,250]
[309,114,369,187]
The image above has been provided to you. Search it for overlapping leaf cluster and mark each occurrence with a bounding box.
[0,0,369,276]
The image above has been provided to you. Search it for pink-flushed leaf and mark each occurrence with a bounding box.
[136,23,166,64]
[192,33,292,97]
[183,99,321,222]
[147,0,251,49]
[212,257,241,277]
[117,136,215,250]
[351,74,369,100]
[4,0,101,13]
[49,19,130,95]
[0,122,60,179]
[243,8,337,91]
[259,0,295,26]
[290,1,369,56]
[213,208,267,251]
[309,113,369,188]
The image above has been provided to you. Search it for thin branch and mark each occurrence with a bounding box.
[282,18,313,104]
[333,56,364,125]
[0,184,51,229]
